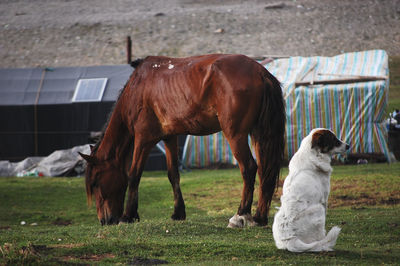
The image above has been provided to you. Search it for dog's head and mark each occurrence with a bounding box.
[310,128,350,155]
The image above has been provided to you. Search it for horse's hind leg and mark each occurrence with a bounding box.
[120,137,155,223]
[224,135,258,228]
[164,136,186,220]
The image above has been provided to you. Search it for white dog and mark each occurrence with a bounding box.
[272,128,349,252]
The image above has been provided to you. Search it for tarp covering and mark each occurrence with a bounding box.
[182,50,390,167]
[0,144,90,177]
[0,141,186,176]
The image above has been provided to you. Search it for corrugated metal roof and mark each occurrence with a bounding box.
[0,65,133,105]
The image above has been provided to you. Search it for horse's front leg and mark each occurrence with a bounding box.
[164,136,186,220]
[120,177,140,223]
[120,140,153,223]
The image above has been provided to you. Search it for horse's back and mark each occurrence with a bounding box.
[128,54,272,137]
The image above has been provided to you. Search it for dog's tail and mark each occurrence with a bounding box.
[286,226,341,253]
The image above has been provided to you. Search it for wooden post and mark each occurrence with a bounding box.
[126,36,132,64]
[295,76,387,87]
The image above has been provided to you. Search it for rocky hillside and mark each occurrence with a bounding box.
[1,0,399,68]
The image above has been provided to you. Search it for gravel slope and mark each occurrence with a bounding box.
[0,0,399,68]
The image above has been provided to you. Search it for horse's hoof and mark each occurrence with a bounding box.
[118,216,134,224]
[227,214,256,228]
[252,215,268,227]
[171,211,186,220]
[101,216,120,225]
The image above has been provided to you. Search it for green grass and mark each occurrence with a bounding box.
[1,56,399,264]
[388,56,400,112]
[1,163,400,265]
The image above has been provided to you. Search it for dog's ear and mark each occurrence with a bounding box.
[311,130,323,150]
[311,130,331,153]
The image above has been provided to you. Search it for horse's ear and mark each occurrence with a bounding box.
[79,152,98,165]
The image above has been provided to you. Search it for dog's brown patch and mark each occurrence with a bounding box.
[311,129,338,153]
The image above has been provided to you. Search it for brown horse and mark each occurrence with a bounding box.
[80,54,285,227]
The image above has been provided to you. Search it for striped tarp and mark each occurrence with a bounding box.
[181,50,390,168]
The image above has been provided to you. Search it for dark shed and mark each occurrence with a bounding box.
[0,64,176,170]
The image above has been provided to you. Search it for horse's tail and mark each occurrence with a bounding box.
[251,70,285,225]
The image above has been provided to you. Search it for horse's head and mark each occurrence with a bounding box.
[79,152,127,225]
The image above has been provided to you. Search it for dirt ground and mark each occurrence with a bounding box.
[0,0,399,68]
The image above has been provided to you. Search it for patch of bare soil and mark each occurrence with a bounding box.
[0,0,399,68]
[1,242,117,264]
[52,217,72,226]
[62,253,116,262]
[273,179,400,208]
[329,189,400,208]
[49,243,85,249]
[0,226,11,230]
[129,257,168,265]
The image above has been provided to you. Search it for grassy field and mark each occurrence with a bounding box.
[1,163,399,265]
[388,56,400,112]
[0,57,398,264]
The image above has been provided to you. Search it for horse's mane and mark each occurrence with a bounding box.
[130,58,144,68]
[91,58,145,156]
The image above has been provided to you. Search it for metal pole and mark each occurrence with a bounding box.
[34,68,46,156]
